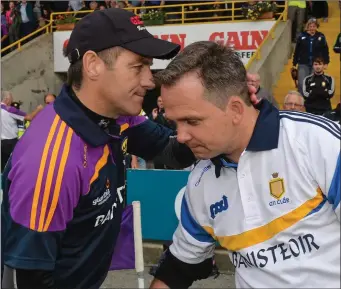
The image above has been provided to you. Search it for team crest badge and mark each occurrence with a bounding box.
[121,137,128,155]
[269,172,285,199]
[322,81,326,87]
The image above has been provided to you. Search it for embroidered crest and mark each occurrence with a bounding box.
[269,172,285,199]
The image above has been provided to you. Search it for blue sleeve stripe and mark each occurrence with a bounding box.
[180,194,215,243]
[279,115,340,140]
[328,153,341,210]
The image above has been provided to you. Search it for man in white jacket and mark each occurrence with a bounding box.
[150,41,340,289]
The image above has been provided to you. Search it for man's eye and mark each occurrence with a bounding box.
[186,120,199,126]
[134,65,143,71]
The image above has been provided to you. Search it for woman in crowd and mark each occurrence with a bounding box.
[6,1,21,46]
[292,18,329,96]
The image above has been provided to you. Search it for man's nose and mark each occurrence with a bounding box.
[177,128,192,144]
[141,69,155,90]
[290,103,297,109]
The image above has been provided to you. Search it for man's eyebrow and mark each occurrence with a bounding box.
[128,58,153,66]
[142,58,153,66]
[176,116,202,121]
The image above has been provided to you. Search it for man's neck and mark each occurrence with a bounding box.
[314,71,324,76]
[74,84,119,119]
[224,107,260,163]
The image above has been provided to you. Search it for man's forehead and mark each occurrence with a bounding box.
[127,52,153,65]
[287,94,300,101]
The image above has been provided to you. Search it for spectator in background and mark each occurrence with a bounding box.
[7,1,21,46]
[129,0,144,8]
[302,57,334,115]
[117,1,128,9]
[150,96,176,130]
[334,33,341,54]
[44,93,56,104]
[19,0,36,38]
[68,0,83,11]
[283,90,305,111]
[150,96,176,169]
[11,100,26,139]
[310,1,328,23]
[39,6,51,27]
[323,103,340,124]
[293,18,329,96]
[287,0,306,43]
[5,1,15,27]
[20,93,57,139]
[89,1,99,10]
[247,73,279,108]
[33,1,42,22]
[1,91,42,171]
[1,3,9,46]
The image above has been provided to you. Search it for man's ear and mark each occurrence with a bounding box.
[82,51,102,81]
[226,96,245,125]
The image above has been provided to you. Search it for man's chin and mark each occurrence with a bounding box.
[121,106,143,116]
[192,150,215,160]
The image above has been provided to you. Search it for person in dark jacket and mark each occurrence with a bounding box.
[150,96,176,130]
[333,33,341,54]
[323,103,340,124]
[302,57,334,115]
[310,1,329,22]
[18,0,36,38]
[292,18,330,96]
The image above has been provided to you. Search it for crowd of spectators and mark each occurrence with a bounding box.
[1,1,286,51]
[1,0,340,170]
[288,1,339,119]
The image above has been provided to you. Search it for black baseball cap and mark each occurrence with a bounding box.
[66,8,181,64]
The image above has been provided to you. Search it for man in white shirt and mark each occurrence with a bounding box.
[150,41,340,288]
[1,91,42,171]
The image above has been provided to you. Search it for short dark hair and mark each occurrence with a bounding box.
[66,47,122,90]
[313,57,325,64]
[155,41,250,108]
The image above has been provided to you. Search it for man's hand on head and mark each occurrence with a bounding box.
[247,73,259,105]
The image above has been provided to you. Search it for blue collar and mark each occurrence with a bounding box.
[212,99,280,176]
[246,98,280,151]
[54,85,121,147]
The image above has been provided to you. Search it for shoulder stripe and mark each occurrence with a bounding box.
[280,113,340,139]
[88,145,110,189]
[30,115,61,230]
[43,127,74,231]
[280,111,340,132]
[38,121,67,231]
[280,110,340,132]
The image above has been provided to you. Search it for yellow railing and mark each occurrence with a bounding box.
[2,1,287,54]
[245,4,288,70]
[1,23,51,54]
